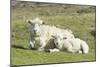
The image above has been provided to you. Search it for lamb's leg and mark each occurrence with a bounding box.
[29,41,35,49]
[38,46,45,51]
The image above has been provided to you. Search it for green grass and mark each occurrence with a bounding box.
[11,2,96,66]
[12,48,95,65]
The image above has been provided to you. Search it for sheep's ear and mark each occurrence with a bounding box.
[27,20,33,25]
[63,37,67,39]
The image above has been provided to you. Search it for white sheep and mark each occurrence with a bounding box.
[52,34,89,54]
[28,18,75,51]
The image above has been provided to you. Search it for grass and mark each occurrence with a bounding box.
[12,48,95,65]
[11,1,96,66]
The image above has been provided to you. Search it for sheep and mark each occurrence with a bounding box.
[52,34,89,54]
[27,17,75,51]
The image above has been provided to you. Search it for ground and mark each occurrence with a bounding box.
[11,1,96,66]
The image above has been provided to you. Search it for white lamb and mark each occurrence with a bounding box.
[28,17,75,51]
[52,34,89,54]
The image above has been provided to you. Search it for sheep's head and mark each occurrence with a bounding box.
[52,34,67,49]
[27,18,46,25]
[27,18,46,36]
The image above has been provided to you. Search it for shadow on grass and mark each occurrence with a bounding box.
[11,45,39,51]
[11,65,19,67]
[12,45,29,50]
[12,45,53,53]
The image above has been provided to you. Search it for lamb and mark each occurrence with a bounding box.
[27,17,75,51]
[52,34,89,54]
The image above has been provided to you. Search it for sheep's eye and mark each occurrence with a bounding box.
[32,25,35,27]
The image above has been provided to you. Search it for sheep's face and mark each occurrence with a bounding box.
[28,18,45,36]
[52,35,63,49]
[31,23,41,36]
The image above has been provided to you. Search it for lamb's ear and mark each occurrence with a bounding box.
[63,37,67,39]
[51,35,56,39]
[42,21,47,25]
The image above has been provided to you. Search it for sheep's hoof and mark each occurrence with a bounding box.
[49,49,60,53]
[29,45,34,49]
[38,48,44,51]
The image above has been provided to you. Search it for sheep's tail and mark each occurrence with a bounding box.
[81,40,89,54]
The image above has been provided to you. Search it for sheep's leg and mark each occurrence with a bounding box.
[38,46,45,51]
[29,32,35,49]
[49,48,60,53]
[38,40,46,51]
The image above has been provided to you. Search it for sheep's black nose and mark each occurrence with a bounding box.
[33,30,37,33]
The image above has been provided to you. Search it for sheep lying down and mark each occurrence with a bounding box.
[51,34,89,54]
[28,18,74,51]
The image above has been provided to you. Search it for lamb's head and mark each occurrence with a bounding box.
[27,18,46,36]
[52,34,67,49]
